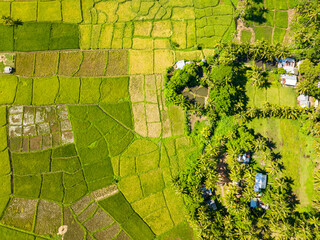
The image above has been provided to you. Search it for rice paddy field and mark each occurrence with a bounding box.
[0,0,300,239]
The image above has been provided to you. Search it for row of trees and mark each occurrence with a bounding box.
[236,103,316,123]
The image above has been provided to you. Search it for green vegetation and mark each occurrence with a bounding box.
[0,1,320,239]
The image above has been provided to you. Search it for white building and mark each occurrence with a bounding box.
[280,74,297,86]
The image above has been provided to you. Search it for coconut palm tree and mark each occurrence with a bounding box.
[246,64,266,88]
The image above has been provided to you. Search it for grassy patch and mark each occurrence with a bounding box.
[34,52,59,77]
[118,175,143,202]
[241,30,252,43]
[132,191,166,218]
[129,50,153,74]
[41,172,64,202]
[152,20,172,37]
[106,50,128,76]
[0,150,10,176]
[275,11,288,28]
[172,7,195,20]
[14,23,51,51]
[99,24,113,49]
[76,51,107,76]
[273,27,286,44]
[56,77,80,104]
[100,77,129,103]
[38,1,61,22]
[254,26,273,43]
[0,226,35,240]
[12,2,37,22]
[99,102,133,129]
[62,0,82,23]
[134,21,152,37]
[58,51,82,76]
[158,221,194,240]
[50,23,80,50]
[144,207,174,235]
[0,76,17,105]
[154,50,175,74]
[274,0,288,10]
[0,25,13,51]
[140,169,165,197]
[14,77,33,105]
[33,76,59,105]
[79,77,101,103]
[15,53,34,76]
[13,175,41,198]
[79,25,91,49]
[11,150,51,175]
[136,151,159,173]
[279,87,297,106]
[167,105,185,136]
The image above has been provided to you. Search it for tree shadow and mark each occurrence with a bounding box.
[244,6,267,24]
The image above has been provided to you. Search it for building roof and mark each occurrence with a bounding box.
[250,198,258,207]
[278,58,295,74]
[237,151,250,164]
[280,74,297,86]
[208,199,217,210]
[176,60,186,70]
[4,66,12,73]
[254,173,267,192]
[298,94,310,108]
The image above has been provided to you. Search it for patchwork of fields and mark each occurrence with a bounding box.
[0,0,306,239]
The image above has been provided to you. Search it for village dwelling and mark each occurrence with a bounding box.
[280,74,297,87]
[237,150,251,165]
[250,198,269,210]
[254,173,267,192]
[200,186,217,210]
[297,94,311,108]
[175,59,207,70]
[277,58,296,74]
[3,66,13,74]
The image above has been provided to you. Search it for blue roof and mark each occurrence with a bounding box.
[250,198,258,207]
[277,57,295,63]
[254,173,267,192]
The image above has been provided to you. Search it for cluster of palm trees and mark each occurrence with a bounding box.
[172,123,320,239]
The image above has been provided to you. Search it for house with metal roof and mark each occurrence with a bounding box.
[280,74,297,86]
[298,94,310,108]
[254,173,267,192]
[250,198,269,210]
[237,150,251,164]
[277,58,295,74]
[176,60,186,70]
[200,186,217,211]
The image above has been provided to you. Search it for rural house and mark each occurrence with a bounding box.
[297,94,310,108]
[200,186,217,210]
[280,74,297,87]
[277,58,296,74]
[237,150,251,164]
[254,173,267,192]
[250,198,269,210]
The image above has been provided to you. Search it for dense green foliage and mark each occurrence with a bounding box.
[292,0,320,60]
